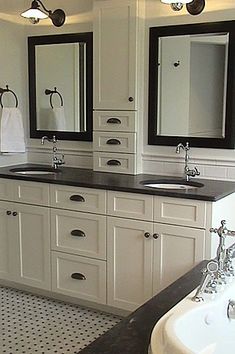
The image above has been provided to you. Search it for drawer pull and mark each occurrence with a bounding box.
[71,273,86,280]
[106,139,121,145]
[107,159,121,166]
[107,117,121,124]
[71,229,86,238]
[69,195,85,202]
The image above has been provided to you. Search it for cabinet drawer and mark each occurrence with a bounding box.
[14,180,49,206]
[93,111,137,132]
[50,185,106,214]
[51,251,106,304]
[154,196,206,228]
[107,191,153,221]
[51,209,106,260]
[0,178,14,200]
[93,131,136,153]
[93,152,136,175]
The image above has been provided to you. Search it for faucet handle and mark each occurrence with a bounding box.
[194,167,200,176]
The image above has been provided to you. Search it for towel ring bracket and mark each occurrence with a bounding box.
[45,87,64,109]
[0,85,18,108]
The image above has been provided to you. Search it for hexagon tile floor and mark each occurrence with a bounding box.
[0,286,122,354]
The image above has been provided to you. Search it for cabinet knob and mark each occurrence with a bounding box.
[6,210,11,215]
[12,212,18,216]
[70,195,85,203]
[70,230,86,238]
[128,97,134,102]
[153,233,159,239]
[144,232,151,238]
[71,273,86,280]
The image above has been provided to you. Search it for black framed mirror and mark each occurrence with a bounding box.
[28,32,93,141]
[148,21,235,148]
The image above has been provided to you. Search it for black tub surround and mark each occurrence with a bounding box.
[78,261,207,354]
[0,164,235,201]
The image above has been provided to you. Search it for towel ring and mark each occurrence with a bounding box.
[45,87,64,109]
[0,85,18,108]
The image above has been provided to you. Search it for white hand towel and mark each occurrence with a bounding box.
[48,107,66,131]
[0,107,26,153]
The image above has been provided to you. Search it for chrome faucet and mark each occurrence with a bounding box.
[41,135,65,169]
[176,142,200,181]
[192,220,235,302]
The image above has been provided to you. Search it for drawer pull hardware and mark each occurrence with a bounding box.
[106,139,121,145]
[70,195,85,202]
[107,159,121,166]
[71,273,86,280]
[71,230,86,238]
[153,233,159,239]
[107,117,121,124]
[128,97,134,102]
[144,232,151,238]
[12,212,18,216]
[6,210,12,215]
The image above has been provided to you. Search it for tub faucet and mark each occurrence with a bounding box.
[41,135,65,169]
[175,142,200,181]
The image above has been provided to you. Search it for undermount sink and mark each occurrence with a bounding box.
[140,179,204,190]
[10,167,61,175]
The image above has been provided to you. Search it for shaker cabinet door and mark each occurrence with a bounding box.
[93,0,137,110]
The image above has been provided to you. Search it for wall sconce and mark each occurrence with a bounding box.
[21,0,66,27]
[161,0,205,15]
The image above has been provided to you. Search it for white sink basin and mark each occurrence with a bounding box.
[10,167,60,175]
[141,180,204,190]
[150,271,235,354]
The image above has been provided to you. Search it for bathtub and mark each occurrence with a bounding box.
[150,277,235,354]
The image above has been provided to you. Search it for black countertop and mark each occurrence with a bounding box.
[78,260,207,354]
[0,163,234,201]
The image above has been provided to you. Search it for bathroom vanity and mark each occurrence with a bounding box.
[0,164,235,314]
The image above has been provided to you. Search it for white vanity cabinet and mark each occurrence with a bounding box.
[107,191,206,311]
[50,185,107,305]
[0,179,51,290]
[93,0,144,174]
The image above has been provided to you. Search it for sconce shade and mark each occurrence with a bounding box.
[161,0,192,3]
[21,1,48,19]
[21,0,66,27]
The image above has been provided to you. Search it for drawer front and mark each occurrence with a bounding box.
[50,185,106,214]
[0,178,14,200]
[93,152,136,175]
[93,111,137,132]
[107,191,153,221]
[51,251,106,304]
[154,196,206,228]
[93,131,136,153]
[14,180,50,206]
[51,209,106,260]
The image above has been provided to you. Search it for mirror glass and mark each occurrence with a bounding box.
[28,33,93,141]
[148,21,235,148]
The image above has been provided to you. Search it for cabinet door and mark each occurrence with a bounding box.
[152,223,205,295]
[93,0,137,110]
[14,204,51,290]
[0,201,18,281]
[107,217,153,311]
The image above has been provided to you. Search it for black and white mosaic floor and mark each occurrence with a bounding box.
[0,286,122,354]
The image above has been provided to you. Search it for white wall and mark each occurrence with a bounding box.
[143,0,235,181]
[0,16,28,167]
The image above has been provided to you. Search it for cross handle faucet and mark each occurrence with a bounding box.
[176,142,200,181]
